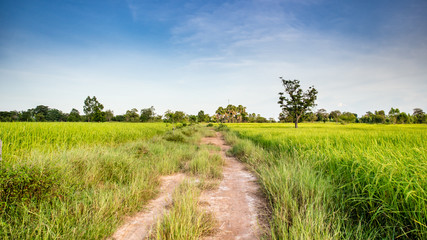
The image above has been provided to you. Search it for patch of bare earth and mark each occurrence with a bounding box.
[200,132,268,240]
[110,173,185,240]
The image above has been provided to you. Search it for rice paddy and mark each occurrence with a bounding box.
[226,123,427,239]
[1,122,425,239]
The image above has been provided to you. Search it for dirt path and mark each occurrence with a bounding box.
[110,173,185,240]
[110,132,266,240]
[200,132,267,240]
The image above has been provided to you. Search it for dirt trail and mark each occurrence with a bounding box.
[200,132,267,240]
[111,132,266,240]
[110,173,185,240]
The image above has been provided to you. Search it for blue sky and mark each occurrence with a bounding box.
[1,0,426,119]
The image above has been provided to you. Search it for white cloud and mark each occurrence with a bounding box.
[1,0,426,119]
[164,0,427,117]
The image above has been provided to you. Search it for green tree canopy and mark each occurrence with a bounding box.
[215,104,247,123]
[140,106,155,122]
[125,108,139,122]
[413,108,426,123]
[278,78,318,128]
[105,110,114,122]
[67,108,81,122]
[83,96,105,122]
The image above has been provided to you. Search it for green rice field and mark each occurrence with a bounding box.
[0,122,218,239]
[0,122,170,161]
[1,122,426,239]
[226,123,427,239]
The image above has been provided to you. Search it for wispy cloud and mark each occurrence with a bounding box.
[1,0,426,119]
[163,0,427,116]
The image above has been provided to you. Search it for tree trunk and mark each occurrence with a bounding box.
[295,115,300,128]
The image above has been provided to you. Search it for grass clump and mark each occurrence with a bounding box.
[215,123,229,132]
[153,181,215,240]
[188,150,223,179]
[163,131,186,143]
[163,125,211,144]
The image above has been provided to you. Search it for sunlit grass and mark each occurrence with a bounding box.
[0,123,218,239]
[0,122,170,162]
[153,181,215,240]
[226,122,427,239]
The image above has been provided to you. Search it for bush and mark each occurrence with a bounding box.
[163,131,186,143]
[0,165,59,208]
[215,123,229,131]
[182,127,197,137]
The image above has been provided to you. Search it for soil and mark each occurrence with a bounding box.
[200,132,267,240]
[110,173,185,240]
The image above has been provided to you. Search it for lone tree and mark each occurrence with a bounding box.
[83,96,105,122]
[278,78,318,128]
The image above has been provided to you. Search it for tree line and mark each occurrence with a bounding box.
[279,107,426,124]
[277,78,426,127]
[0,96,274,123]
[1,95,425,124]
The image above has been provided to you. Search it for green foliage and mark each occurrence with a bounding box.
[0,111,19,122]
[125,108,139,122]
[215,123,229,131]
[388,107,400,124]
[140,106,156,122]
[316,109,328,123]
[34,105,49,121]
[0,164,59,209]
[163,131,186,142]
[46,108,65,122]
[104,109,114,122]
[67,108,81,122]
[215,104,247,123]
[413,108,427,123]
[197,110,210,122]
[278,78,318,128]
[329,110,341,122]
[163,110,187,123]
[339,112,357,123]
[83,96,105,122]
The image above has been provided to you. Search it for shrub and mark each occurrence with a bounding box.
[0,165,59,208]
[215,123,229,131]
[163,131,186,143]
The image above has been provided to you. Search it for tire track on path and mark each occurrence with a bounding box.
[110,174,185,240]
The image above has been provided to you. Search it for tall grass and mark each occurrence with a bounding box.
[153,181,215,240]
[153,127,222,239]
[0,123,215,239]
[226,123,427,239]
